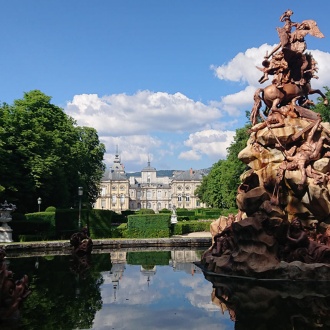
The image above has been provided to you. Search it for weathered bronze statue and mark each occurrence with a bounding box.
[200,10,330,280]
[70,227,93,256]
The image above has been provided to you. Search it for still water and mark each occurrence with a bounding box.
[4,249,233,330]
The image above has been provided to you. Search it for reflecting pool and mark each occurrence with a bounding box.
[3,249,233,330]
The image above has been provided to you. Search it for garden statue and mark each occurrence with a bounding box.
[199,10,330,280]
[170,205,178,224]
[70,227,93,256]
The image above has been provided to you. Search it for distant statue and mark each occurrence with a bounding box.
[70,227,93,256]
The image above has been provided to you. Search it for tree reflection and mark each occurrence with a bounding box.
[8,254,110,329]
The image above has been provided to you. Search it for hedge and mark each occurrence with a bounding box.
[172,220,212,235]
[127,214,170,238]
[127,251,171,266]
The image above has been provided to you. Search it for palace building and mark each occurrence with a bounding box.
[94,152,206,213]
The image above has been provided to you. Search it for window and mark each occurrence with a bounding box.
[112,195,117,205]
[177,185,182,191]
[147,202,151,209]
[101,187,106,196]
[157,191,162,198]
[120,185,125,190]
[177,195,182,202]
[186,194,190,202]
[147,191,152,199]
[101,199,106,209]
[112,185,117,190]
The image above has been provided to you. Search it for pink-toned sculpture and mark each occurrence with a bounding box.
[200,10,330,279]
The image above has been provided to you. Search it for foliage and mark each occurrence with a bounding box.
[172,220,212,235]
[127,251,171,266]
[0,90,105,212]
[127,214,170,238]
[45,206,56,212]
[312,86,330,122]
[136,208,155,214]
[195,124,250,208]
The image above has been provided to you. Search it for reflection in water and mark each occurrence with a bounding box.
[203,271,330,330]
[6,249,232,329]
[0,248,30,327]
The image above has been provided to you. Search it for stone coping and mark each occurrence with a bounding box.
[1,237,212,257]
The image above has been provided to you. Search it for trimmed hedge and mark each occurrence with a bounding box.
[11,211,56,241]
[127,251,171,266]
[172,220,212,235]
[127,214,170,238]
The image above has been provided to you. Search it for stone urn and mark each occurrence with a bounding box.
[0,201,16,242]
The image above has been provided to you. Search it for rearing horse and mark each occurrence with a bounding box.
[250,82,328,126]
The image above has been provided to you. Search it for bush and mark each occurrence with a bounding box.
[172,220,212,236]
[159,208,171,214]
[127,214,170,238]
[45,206,56,212]
[136,208,155,215]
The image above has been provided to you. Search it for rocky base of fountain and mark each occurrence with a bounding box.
[199,212,330,281]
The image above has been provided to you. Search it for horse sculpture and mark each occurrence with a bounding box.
[250,82,328,126]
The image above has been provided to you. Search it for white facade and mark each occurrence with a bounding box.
[94,156,206,212]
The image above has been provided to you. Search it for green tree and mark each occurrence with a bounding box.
[196,124,250,208]
[0,90,105,212]
[312,86,330,122]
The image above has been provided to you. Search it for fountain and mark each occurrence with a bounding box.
[0,201,16,243]
[198,9,330,280]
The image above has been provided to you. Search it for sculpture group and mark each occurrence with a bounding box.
[201,10,330,279]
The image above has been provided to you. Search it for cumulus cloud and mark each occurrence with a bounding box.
[211,45,330,117]
[64,46,330,171]
[65,90,223,136]
[179,129,236,161]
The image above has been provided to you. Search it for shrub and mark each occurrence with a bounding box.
[136,208,155,215]
[45,206,56,212]
[172,220,212,236]
[127,214,170,238]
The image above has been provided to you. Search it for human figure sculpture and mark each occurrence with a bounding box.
[284,218,330,263]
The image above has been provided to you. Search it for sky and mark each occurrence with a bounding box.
[1,1,330,172]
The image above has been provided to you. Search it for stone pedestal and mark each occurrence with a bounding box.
[171,214,178,224]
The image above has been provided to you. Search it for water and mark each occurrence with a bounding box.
[3,249,233,330]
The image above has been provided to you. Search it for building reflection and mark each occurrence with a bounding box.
[106,251,126,301]
[106,250,203,290]
[170,250,202,275]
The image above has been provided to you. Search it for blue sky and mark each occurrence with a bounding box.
[1,1,330,172]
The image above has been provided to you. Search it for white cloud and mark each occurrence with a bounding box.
[211,45,330,117]
[179,129,235,161]
[211,43,274,85]
[65,90,224,136]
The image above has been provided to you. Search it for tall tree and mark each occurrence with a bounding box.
[312,86,330,122]
[0,90,105,212]
[196,124,250,208]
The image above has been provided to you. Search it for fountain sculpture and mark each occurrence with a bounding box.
[199,10,330,280]
[0,201,16,243]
